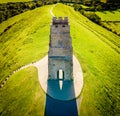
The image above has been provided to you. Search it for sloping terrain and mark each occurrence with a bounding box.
[0,5,51,82]
[53,4,120,115]
[0,3,120,115]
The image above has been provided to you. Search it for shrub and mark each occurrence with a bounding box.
[73,4,82,11]
[36,1,43,7]
[28,3,36,10]
[85,7,95,11]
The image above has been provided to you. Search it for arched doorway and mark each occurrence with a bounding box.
[57,69,64,80]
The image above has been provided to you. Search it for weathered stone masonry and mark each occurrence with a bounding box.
[48,17,73,80]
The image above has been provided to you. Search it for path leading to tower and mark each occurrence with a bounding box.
[50,4,58,17]
[0,54,83,101]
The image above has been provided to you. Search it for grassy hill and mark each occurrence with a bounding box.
[0,3,120,116]
[0,5,51,82]
[53,4,120,115]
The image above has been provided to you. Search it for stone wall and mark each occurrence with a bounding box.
[48,17,73,80]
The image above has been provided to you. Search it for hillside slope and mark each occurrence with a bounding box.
[0,3,120,115]
[53,4,120,115]
[0,5,51,82]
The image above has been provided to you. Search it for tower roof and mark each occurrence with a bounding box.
[52,17,69,25]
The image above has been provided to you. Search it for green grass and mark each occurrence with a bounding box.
[101,22,120,35]
[0,0,32,3]
[0,5,51,82]
[96,10,120,21]
[0,67,45,115]
[96,10,120,36]
[0,3,120,116]
[53,4,120,115]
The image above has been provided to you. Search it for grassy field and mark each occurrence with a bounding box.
[0,5,51,115]
[101,22,120,35]
[0,0,32,3]
[53,4,120,115]
[96,10,120,35]
[96,10,120,21]
[0,3,120,116]
[0,67,45,115]
[0,5,51,82]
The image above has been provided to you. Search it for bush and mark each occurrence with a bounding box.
[36,1,43,7]
[85,7,95,11]
[73,4,82,11]
[79,9,84,14]
[28,3,36,10]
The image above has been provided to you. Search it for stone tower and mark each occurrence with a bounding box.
[48,17,73,80]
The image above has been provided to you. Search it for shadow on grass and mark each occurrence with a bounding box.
[44,80,78,116]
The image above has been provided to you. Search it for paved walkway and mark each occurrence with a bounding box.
[0,55,83,101]
[37,55,83,100]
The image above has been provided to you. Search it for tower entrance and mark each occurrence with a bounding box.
[57,69,64,80]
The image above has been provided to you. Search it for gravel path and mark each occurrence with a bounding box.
[50,3,59,17]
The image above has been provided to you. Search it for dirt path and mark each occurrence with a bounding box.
[49,3,59,17]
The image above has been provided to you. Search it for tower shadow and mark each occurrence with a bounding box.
[44,80,78,116]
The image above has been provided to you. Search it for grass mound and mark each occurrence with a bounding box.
[53,4,120,115]
[0,3,120,115]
